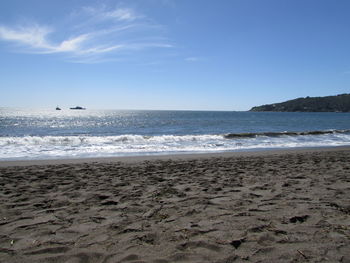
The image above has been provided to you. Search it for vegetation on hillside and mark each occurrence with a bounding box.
[250,94,350,112]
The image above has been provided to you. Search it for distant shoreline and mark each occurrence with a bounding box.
[250,93,350,112]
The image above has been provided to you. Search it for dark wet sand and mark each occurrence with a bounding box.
[0,148,349,262]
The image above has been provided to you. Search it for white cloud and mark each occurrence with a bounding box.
[55,34,89,52]
[0,6,172,63]
[0,24,52,50]
[0,25,91,54]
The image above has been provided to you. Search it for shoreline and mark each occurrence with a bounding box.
[1,145,350,167]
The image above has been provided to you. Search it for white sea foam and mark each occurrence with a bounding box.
[1,132,350,160]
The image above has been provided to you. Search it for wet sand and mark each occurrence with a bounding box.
[0,148,349,262]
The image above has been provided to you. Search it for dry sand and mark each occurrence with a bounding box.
[0,148,349,262]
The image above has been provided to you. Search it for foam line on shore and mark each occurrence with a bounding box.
[1,145,350,167]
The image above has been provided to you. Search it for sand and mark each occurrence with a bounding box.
[0,148,349,262]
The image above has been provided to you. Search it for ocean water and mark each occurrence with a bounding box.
[1,108,350,160]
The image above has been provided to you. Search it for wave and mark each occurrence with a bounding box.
[2,129,349,146]
[0,134,223,146]
[0,130,350,160]
[224,129,350,139]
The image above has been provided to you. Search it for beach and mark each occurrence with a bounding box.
[0,147,349,262]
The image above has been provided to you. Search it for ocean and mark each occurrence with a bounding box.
[1,108,350,160]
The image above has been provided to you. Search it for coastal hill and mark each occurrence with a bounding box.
[250,94,350,112]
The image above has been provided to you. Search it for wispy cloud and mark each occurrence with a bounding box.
[0,24,52,50]
[0,6,172,63]
[185,57,203,62]
[82,6,139,22]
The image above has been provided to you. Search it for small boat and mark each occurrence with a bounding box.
[70,106,86,110]
[56,106,61,110]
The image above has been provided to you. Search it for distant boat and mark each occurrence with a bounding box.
[56,106,61,110]
[70,106,86,110]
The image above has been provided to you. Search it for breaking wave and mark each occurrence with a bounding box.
[224,129,350,138]
[1,130,350,160]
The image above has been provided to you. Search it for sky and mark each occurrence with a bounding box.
[0,0,350,111]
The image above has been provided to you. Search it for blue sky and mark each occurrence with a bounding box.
[0,0,349,111]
